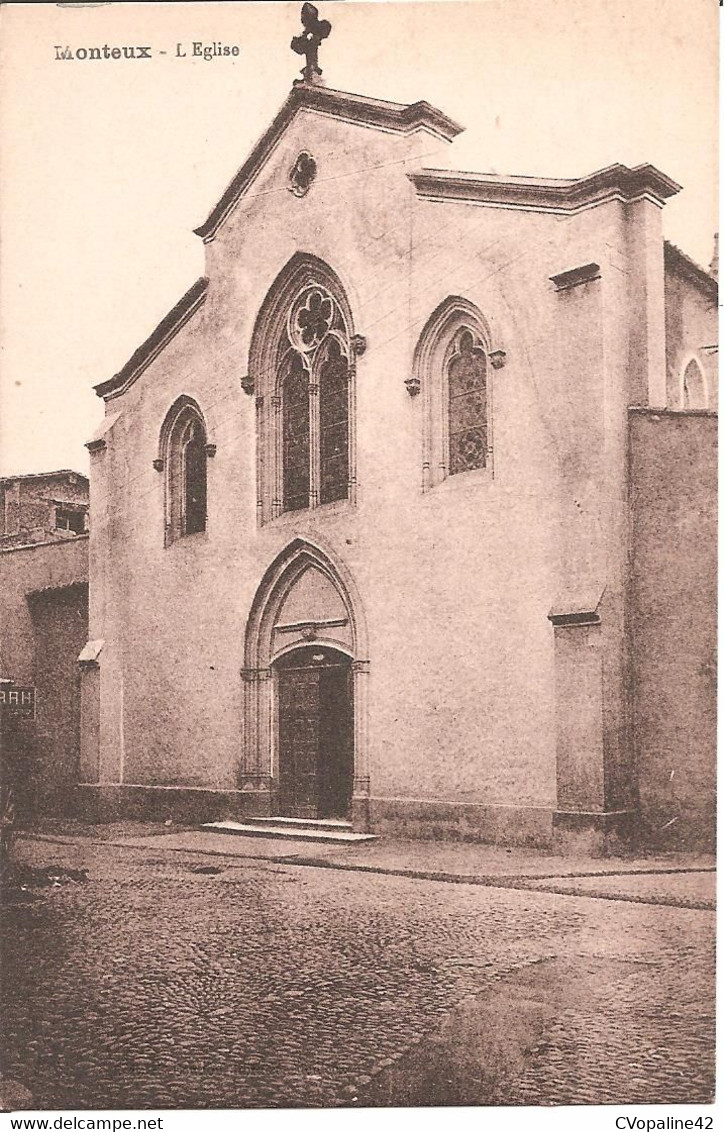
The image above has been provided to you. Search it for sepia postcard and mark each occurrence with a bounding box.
[0,0,717,1126]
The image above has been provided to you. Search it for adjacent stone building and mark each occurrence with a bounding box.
[78,43,717,851]
[1,471,89,817]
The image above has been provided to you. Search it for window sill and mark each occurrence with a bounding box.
[263,496,354,528]
[164,529,210,549]
[424,466,494,495]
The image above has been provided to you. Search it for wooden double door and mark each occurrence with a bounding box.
[276,646,354,820]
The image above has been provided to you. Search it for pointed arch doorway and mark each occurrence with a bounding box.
[275,645,353,819]
[241,538,370,827]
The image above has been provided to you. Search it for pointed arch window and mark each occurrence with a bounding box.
[447,328,489,475]
[159,398,210,544]
[682,358,708,410]
[278,284,350,514]
[281,351,311,512]
[413,297,501,491]
[318,336,350,503]
[249,256,357,524]
[182,417,207,534]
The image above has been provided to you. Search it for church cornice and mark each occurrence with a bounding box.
[193,84,463,243]
[408,162,681,213]
[95,277,209,402]
[664,240,718,301]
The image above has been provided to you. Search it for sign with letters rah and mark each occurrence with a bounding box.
[0,685,36,718]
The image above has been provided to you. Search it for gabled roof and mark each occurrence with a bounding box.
[95,277,208,402]
[194,83,463,243]
[664,240,718,300]
[408,163,681,212]
[97,86,460,402]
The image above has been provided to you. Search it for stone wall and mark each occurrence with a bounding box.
[1,473,88,539]
[0,538,88,817]
[27,584,88,814]
[629,409,717,850]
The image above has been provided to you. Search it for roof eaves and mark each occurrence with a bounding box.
[409,162,681,211]
[193,88,301,243]
[664,240,718,299]
[0,469,89,486]
[95,276,209,402]
[0,533,89,555]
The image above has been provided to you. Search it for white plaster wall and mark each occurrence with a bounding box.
[90,106,640,813]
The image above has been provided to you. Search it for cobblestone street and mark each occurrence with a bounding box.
[1,834,715,1110]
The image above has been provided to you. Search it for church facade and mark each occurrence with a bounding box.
[78,64,717,851]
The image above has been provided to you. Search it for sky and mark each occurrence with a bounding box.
[0,0,718,476]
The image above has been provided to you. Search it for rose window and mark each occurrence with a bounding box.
[291,289,336,351]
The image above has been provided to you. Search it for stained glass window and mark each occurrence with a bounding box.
[319,338,349,504]
[282,352,311,512]
[448,328,488,474]
[278,286,350,515]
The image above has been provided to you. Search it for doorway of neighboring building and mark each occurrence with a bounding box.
[275,645,353,820]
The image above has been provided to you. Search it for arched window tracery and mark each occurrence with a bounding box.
[249,257,356,523]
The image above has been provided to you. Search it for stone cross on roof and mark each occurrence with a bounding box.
[291,2,332,85]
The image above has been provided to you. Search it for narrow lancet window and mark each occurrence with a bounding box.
[183,418,207,534]
[319,337,349,504]
[682,358,708,410]
[413,296,497,491]
[447,328,488,474]
[283,353,311,512]
[160,398,209,544]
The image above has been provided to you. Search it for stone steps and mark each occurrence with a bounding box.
[200,818,376,844]
[244,815,354,833]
